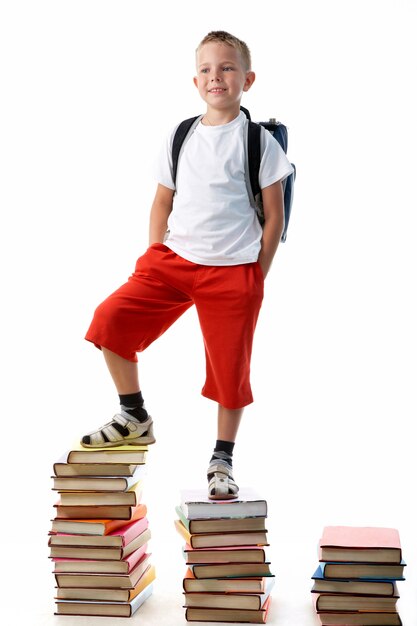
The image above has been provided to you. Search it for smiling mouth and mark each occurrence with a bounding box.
[208,88,226,93]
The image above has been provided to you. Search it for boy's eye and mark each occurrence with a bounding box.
[222,66,234,71]
[201,68,209,74]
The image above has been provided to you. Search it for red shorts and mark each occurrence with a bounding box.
[85,243,264,409]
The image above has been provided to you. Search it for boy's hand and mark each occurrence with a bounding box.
[257,180,285,278]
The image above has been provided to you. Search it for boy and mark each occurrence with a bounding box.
[81,31,294,499]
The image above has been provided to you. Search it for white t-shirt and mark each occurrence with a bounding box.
[154,111,294,266]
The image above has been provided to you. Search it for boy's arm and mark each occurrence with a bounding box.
[149,184,174,245]
[257,180,285,278]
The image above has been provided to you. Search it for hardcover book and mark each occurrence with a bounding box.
[184,576,275,610]
[55,564,156,601]
[49,516,149,547]
[184,594,272,623]
[319,526,402,564]
[180,488,267,520]
[57,480,143,506]
[52,543,148,574]
[54,503,140,520]
[319,560,406,580]
[189,561,272,579]
[183,544,269,565]
[50,503,147,534]
[55,580,153,617]
[183,569,274,593]
[49,527,151,560]
[54,553,151,588]
[316,611,402,625]
[175,505,267,534]
[61,443,148,464]
[312,590,398,612]
[52,464,146,490]
[311,565,399,596]
[175,518,268,549]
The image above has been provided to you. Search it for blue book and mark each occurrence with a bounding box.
[311,565,400,595]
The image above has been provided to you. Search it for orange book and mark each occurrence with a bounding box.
[50,503,147,535]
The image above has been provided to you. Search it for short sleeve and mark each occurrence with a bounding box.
[153,125,179,191]
[258,127,294,190]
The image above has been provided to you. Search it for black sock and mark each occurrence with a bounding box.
[210,439,235,466]
[119,392,149,423]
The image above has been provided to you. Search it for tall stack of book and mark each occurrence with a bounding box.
[49,442,155,617]
[311,525,406,626]
[174,488,275,624]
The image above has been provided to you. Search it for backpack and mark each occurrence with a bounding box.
[171,106,296,242]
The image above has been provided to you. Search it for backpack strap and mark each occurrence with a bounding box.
[172,115,203,187]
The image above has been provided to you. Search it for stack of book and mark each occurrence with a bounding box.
[311,525,406,626]
[174,488,275,624]
[49,442,155,617]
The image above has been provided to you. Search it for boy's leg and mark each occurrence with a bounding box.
[194,262,264,498]
[207,406,243,500]
[217,405,243,441]
[82,244,194,447]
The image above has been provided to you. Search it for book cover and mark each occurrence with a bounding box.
[180,488,267,520]
[175,505,267,534]
[52,464,146,490]
[174,518,268,549]
[184,594,272,623]
[55,552,151,588]
[58,479,143,506]
[52,543,148,574]
[183,568,273,593]
[320,526,402,563]
[50,503,147,535]
[311,564,399,596]
[55,564,156,602]
[55,580,153,617]
[184,576,275,610]
[49,527,151,561]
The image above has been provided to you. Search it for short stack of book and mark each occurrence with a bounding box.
[49,442,155,617]
[175,488,275,623]
[311,525,406,626]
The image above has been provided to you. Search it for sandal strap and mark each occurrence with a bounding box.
[87,412,150,445]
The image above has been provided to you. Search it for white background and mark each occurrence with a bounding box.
[1,1,416,624]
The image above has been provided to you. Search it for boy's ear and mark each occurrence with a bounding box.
[193,76,198,88]
[243,71,256,92]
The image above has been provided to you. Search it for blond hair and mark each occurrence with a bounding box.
[196,31,252,71]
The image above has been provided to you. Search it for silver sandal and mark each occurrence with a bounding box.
[81,411,156,448]
[207,452,239,500]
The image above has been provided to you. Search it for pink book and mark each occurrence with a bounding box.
[319,526,402,563]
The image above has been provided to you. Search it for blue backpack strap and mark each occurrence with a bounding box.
[172,116,202,186]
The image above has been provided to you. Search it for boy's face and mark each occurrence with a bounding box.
[194,42,255,112]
